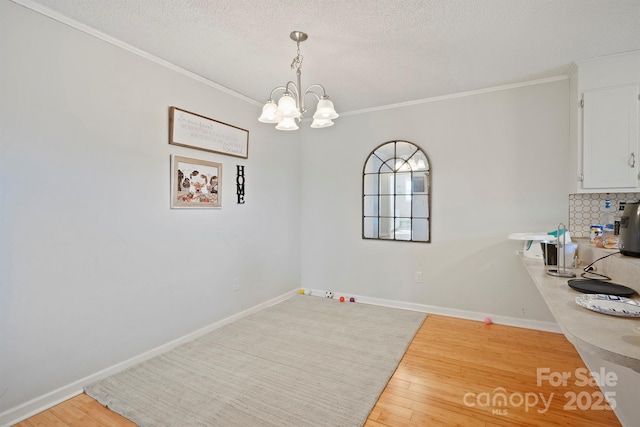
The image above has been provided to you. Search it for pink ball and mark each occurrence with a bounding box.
[484,317,492,325]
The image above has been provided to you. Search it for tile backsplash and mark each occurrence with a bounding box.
[569,192,640,238]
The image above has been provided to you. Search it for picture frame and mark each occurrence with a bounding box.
[169,107,249,159]
[412,173,427,193]
[171,155,222,209]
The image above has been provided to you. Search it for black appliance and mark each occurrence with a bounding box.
[619,201,640,257]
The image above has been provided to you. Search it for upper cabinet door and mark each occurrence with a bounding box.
[582,84,639,190]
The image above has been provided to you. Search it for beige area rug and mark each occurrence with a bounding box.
[85,295,426,426]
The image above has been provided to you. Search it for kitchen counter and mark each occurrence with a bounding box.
[521,256,640,373]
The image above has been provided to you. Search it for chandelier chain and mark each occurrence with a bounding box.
[290,42,303,72]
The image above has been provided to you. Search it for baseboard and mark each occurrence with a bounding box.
[304,288,562,333]
[0,289,298,427]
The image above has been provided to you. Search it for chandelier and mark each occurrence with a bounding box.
[258,31,339,130]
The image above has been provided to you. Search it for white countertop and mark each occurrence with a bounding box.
[521,256,640,372]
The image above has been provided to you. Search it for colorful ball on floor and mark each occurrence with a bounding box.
[349,297,355,303]
[484,317,492,325]
[299,289,305,294]
[339,296,345,302]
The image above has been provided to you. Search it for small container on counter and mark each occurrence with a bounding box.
[590,225,603,244]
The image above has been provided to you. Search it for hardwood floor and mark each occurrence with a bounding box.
[365,315,620,427]
[15,315,621,426]
[13,392,135,427]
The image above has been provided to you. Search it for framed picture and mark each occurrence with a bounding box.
[171,155,222,209]
[412,173,429,194]
[169,107,249,159]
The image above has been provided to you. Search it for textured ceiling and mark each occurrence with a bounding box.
[18,0,640,114]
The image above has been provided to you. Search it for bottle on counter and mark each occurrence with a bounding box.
[598,199,618,249]
[590,225,603,244]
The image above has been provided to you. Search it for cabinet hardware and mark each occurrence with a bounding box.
[578,173,584,182]
[631,152,637,168]
[579,99,584,108]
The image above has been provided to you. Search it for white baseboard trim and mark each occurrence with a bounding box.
[305,288,561,333]
[0,289,298,427]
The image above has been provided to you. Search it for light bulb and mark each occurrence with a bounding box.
[310,118,334,128]
[313,97,339,120]
[258,100,280,123]
[275,117,299,131]
[277,94,300,118]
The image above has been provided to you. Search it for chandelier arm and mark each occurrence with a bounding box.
[303,84,328,100]
[284,81,301,117]
[267,83,301,103]
[284,81,300,97]
[304,92,321,103]
[268,86,287,100]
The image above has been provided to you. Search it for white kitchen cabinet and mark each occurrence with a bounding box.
[569,50,640,193]
[581,84,639,190]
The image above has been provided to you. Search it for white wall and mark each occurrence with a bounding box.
[0,0,300,417]
[300,81,570,321]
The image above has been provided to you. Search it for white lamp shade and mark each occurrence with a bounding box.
[310,118,334,128]
[277,94,301,118]
[313,98,339,120]
[275,117,299,131]
[258,100,280,123]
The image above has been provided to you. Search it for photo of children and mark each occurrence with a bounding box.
[172,156,222,208]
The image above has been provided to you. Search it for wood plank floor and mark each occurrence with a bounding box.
[14,314,621,427]
[364,315,620,427]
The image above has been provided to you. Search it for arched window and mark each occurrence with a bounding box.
[363,140,431,243]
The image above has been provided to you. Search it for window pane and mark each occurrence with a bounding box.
[395,173,411,194]
[412,218,429,241]
[379,173,394,195]
[409,151,429,171]
[363,217,378,238]
[394,218,412,240]
[364,156,382,174]
[412,194,429,218]
[379,217,394,239]
[396,141,417,161]
[379,195,394,216]
[374,143,396,162]
[363,195,378,216]
[395,195,412,217]
[363,174,378,195]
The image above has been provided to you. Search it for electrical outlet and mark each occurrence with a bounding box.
[414,271,423,283]
[233,278,239,292]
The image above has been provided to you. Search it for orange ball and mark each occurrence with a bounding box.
[339,296,345,302]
